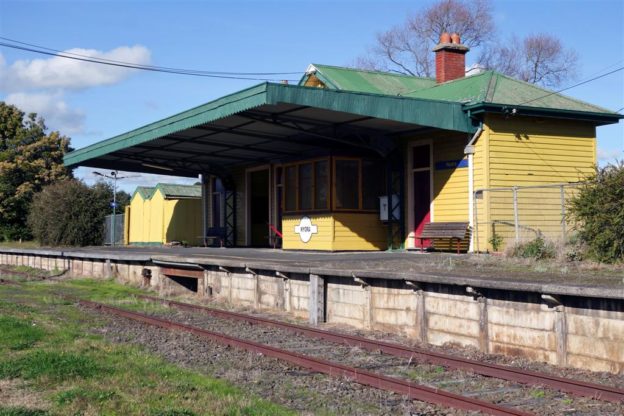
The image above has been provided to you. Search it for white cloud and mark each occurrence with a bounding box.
[78,168,198,193]
[0,45,151,92]
[597,148,622,163]
[5,92,86,135]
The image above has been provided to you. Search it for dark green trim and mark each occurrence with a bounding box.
[65,83,270,167]
[464,102,624,125]
[65,83,475,168]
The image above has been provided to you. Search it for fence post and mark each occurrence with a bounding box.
[473,191,480,253]
[513,186,519,243]
[560,185,566,242]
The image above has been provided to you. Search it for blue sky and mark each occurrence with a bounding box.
[1,0,623,192]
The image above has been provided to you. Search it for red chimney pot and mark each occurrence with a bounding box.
[440,32,451,44]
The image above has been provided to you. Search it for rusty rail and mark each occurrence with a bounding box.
[138,294,624,404]
[78,298,532,416]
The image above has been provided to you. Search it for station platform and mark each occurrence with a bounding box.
[1,245,622,299]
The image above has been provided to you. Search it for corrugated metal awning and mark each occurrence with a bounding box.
[65,82,476,177]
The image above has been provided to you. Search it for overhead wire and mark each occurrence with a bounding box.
[0,36,301,76]
[516,66,624,106]
[0,37,300,82]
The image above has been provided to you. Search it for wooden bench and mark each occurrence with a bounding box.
[200,227,226,247]
[416,222,470,254]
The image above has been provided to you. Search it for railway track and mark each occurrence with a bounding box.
[135,294,624,404]
[2,275,621,414]
[78,297,532,416]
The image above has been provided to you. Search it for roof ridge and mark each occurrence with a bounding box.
[311,63,436,81]
[403,70,495,99]
[157,183,199,187]
[484,72,498,103]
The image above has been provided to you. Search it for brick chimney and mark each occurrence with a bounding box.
[433,32,469,83]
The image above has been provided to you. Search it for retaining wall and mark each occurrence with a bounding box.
[0,249,622,374]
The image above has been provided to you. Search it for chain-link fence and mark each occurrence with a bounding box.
[104,214,125,246]
[473,182,584,252]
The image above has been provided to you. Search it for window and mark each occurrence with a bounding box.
[285,165,297,211]
[412,145,430,169]
[298,163,313,210]
[284,157,384,213]
[362,160,385,210]
[314,160,329,209]
[334,159,359,209]
[283,158,330,212]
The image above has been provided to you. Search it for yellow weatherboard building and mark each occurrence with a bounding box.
[65,33,622,252]
[126,184,202,246]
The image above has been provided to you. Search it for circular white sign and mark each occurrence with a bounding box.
[294,216,318,243]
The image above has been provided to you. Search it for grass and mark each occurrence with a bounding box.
[0,241,40,249]
[0,275,294,416]
[0,408,50,416]
[0,316,45,350]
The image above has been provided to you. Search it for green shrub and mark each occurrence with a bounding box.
[567,162,624,263]
[510,236,556,260]
[27,180,109,246]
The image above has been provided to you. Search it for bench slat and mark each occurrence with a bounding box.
[416,222,470,253]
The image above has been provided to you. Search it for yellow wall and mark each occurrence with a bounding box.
[432,135,469,222]
[128,190,202,245]
[149,191,165,243]
[476,115,596,251]
[403,133,472,251]
[282,213,386,251]
[401,117,595,253]
[164,199,202,243]
[128,193,151,244]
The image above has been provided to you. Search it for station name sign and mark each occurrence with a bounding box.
[294,216,318,243]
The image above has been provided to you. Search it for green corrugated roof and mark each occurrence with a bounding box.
[65,65,621,173]
[64,82,475,168]
[405,71,616,113]
[132,186,155,201]
[301,64,436,95]
[156,183,201,199]
[303,66,620,116]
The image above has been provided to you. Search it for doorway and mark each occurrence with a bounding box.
[412,144,431,248]
[249,168,270,247]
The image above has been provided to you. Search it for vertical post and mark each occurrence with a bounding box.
[200,174,207,246]
[416,289,427,343]
[111,172,117,246]
[478,296,489,353]
[513,186,519,243]
[474,191,480,253]
[555,305,568,366]
[308,274,325,325]
[468,153,474,252]
[560,185,567,242]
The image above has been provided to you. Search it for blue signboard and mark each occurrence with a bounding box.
[435,159,468,170]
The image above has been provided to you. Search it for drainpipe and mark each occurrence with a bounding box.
[464,125,483,253]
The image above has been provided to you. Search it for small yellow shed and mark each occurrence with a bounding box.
[126,183,202,246]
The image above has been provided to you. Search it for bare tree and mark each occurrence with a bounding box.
[356,0,578,87]
[357,0,493,77]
